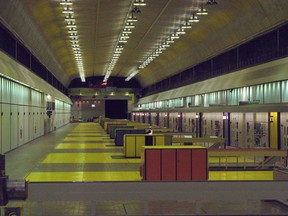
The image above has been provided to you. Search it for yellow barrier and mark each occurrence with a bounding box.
[124,134,172,157]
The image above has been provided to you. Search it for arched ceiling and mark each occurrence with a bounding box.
[0,0,287,88]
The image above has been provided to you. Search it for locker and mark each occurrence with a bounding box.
[18,106,24,146]
[1,104,11,153]
[33,107,39,138]
[145,150,161,180]
[161,149,176,180]
[23,106,29,144]
[192,149,208,180]
[135,142,144,157]
[0,101,1,154]
[28,107,34,141]
[124,136,135,157]
[10,105,18,149]
[39,107,45,136]
[136,136,145,146]
[177,149,191,180]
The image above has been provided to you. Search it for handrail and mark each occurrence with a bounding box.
[208,149,287,157]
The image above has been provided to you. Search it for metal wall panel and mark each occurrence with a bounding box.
[33,107,40,138]
[202,113,223,138]
[182,112,197,135]
[169,112,178,132]
[0,77,2,153]
[264,82,281,103]
[39,107,45,136]
[18,106,24,146]
[10,105,18,149]
[28,107,34,140]
[1,104,11,153]
[230,113,244,147]
[281,80,288,103]
[280,112,288,149]
[10,82,18,104]
[150,112,158,127]
[159,112,168,128]
[23,106,29,144]
[1,79,10,103]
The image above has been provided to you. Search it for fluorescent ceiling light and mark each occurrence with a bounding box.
[196,6,208,15]
[188,15,199,22]
[133,0,146,6]
[60,0,72,5]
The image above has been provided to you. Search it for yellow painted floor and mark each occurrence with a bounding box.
[25,123,274,182]
[41,152,140,164]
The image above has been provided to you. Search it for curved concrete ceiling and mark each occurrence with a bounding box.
[0,0,287,88]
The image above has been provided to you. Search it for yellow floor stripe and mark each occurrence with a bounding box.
[63,137,112,141]
[41,153,140,163]
[209,170,273,181]
[68,133,108,137]
[25,170,273,182]
[26,171,141,182]
[56,143,115,149]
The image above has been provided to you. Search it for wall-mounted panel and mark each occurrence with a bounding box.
[18,106,24,146]
[1,79,10,103]
[23,106,29,144]
[169,112,178,132]
[1,104,11,153]
[0,77,2,153]
[10,105,18,149]
[39,107,45,136]
[33,107,39,138]
[230,113,244,147]
[182,112,197,135]
[280,112,288,150]
[10,82,17,104]
[281,81,288,103]
[202,113,223,137]
[263,82,281,103]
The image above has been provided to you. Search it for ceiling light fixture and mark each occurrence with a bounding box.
[133,0,146,6]
[181,22,192,29]
[103,0,146,83]
[64,14,75,22]
[171,33,180,39]
[59,0,85,82]
[188,14,200,22]
[177,29,186,35]
[60,0,72,5]
[125,22,135,28]
[127,14,138,22]
[196,5,208,15]
[62,7,74,14]
[126,3,213,81]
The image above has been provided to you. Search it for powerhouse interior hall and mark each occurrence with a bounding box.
[0,0,288,215]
